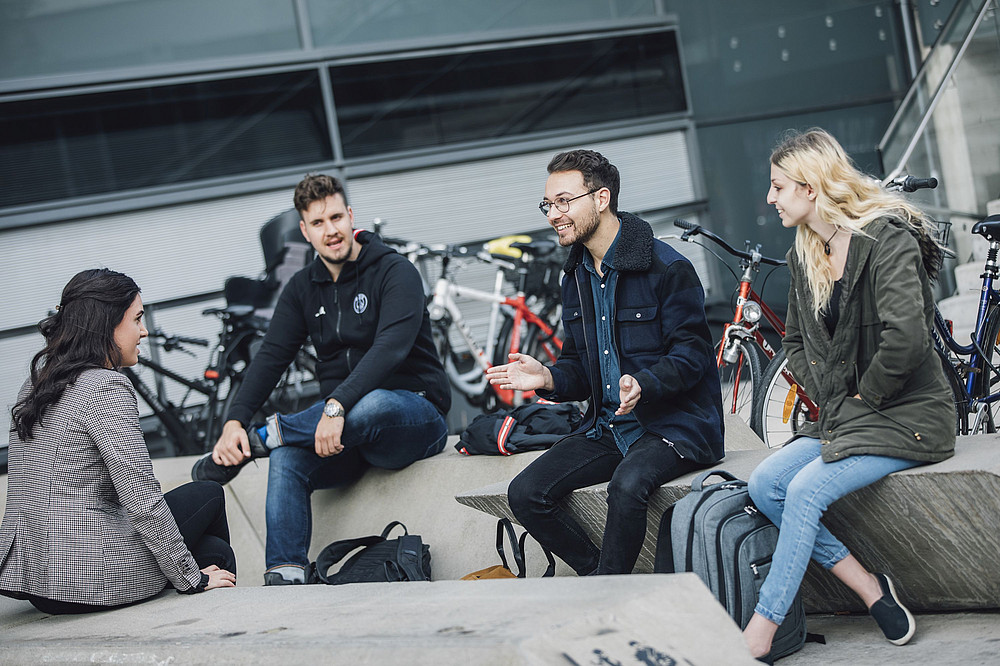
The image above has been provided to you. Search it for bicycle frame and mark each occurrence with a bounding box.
[123,356,214,456]
[430,276,561,407]
[934,238,1000,433]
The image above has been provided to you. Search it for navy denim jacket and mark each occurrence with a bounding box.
[538,213,724,464]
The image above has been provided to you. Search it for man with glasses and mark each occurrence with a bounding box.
[192,174,451,585]
[487,149,724,576]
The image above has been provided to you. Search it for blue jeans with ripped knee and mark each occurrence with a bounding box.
[747,436,922,624]
[263,389,447,570]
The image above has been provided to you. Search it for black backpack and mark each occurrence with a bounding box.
[308,521,431,584]
[655,470,819,661]
[456,401,582,456]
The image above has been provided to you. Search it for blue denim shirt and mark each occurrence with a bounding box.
[582,230,644,454]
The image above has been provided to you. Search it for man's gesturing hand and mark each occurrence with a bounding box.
[213,420,250,466]
[315,401,345,457]
[486,352,554,393]
[616,374,641,415]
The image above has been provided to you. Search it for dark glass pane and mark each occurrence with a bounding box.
[0,0,300,80]
[0,71,331,208]
[308,0,657,47]
[333,30,686,157]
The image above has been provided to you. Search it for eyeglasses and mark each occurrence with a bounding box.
[538,188,598,216]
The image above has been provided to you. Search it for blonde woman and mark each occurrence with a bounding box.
[743,129,955,661]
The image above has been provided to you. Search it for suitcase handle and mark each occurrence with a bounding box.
[690,468,739,491]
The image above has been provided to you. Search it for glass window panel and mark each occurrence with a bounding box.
[0,71,331,208]
[308,0,657,48]
[0,0,300,80]
[659,1,908,124]
[333,30,687,158]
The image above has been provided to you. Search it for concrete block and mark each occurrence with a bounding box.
[936,293,980,346]
[149,440,553,585]
[457,435,1000,612]
[0,575,760,665]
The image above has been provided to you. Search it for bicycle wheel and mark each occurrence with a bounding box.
[936,347,969,436]
[493,315,560,367]
[217,350,321,433]
[969,306,1000,433]
[717,338,762,427]
[752,349,818,448]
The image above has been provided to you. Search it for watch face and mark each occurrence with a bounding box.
[324,402,342,418]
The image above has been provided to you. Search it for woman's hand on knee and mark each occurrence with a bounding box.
[201,564,236,590]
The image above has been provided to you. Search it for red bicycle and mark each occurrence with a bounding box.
[672,219,819,446]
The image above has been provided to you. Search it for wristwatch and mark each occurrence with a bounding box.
[323,400,345,419]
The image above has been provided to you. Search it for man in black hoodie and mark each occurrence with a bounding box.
[192,174,451,585]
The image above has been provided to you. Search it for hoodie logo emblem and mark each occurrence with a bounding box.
[353,294,368,314]
[315,306,326,318]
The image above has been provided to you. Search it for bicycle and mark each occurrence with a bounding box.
[377,232,564,412]
[752,175,974,445]
[123,305,319,457]
[668,219,819,442]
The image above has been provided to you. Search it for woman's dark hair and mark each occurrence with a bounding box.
[11,268,141,440]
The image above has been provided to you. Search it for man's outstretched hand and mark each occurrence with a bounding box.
[486,353,554,393]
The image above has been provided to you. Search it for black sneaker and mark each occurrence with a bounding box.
[190,426,270,485]
[869,573,915,645]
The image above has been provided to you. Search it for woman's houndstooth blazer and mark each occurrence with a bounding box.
[0,368,203,605]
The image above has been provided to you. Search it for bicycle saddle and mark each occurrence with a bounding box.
[202,304,255,318]
[972,214,1000,242]
[510,239,557,258]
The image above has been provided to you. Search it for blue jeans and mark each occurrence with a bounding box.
[747,436,922,624]
[264,389,448,569]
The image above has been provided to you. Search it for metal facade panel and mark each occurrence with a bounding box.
[347,131,695,243]
[1,190,290,331]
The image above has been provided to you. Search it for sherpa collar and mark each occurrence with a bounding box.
[562,212,654,274]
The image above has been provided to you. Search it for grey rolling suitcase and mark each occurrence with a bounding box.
[655,469,809,661]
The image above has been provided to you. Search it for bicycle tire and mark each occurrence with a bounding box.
[935,347,969,436]
[216,350,321,439]
[717,338,762,428]
[969,305,1000,433]
[493,314,560,367]
[752,349,817,448]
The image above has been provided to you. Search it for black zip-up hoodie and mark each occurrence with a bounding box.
[226,230,451,425]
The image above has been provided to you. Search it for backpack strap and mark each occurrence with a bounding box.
[653,504,676,574]
[381,521,409,539]
[394,534,429,581]
[496,518,525,577]
[312,534,385,584]
[517,530,555,578]
[690,469,739,491]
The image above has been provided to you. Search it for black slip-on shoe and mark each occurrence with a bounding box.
[869,573,916,646]
[263,572,304,586]
[190,426,271,485]
[190,452,249,485]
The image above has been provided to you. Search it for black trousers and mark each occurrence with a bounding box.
[508,430,704,576]
[28,481,235,615]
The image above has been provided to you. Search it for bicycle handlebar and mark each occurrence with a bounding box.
[673,219,786,266]
[149,330,210,351]
[886,174,938,193]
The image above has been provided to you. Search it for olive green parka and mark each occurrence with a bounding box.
[783,217,956,463]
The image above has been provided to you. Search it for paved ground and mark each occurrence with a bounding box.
[2,576,998,665]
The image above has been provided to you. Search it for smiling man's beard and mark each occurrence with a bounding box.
[560,205,600,247]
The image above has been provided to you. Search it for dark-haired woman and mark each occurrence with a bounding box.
[1,268,236,614]
[742,129,955,660]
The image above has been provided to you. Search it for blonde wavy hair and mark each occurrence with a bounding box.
[771,128,940,318]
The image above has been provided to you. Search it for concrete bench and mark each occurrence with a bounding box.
[456,434,1000,613]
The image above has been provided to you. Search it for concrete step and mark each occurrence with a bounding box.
[457,434,1000,613]
[0,575,760,665]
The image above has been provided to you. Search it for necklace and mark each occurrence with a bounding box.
[822,227,839,256]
